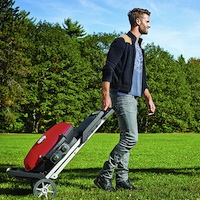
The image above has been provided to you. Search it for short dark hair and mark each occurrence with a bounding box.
[128,8,151,27]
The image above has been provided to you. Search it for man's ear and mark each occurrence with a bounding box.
[136,18,141,26]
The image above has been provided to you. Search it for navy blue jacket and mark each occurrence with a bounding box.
[102,31,148,94]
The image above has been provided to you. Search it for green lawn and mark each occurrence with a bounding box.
[0,133,200,199]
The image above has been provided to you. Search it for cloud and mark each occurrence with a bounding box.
[15,0,200,59]
[139,0,200,59]
[78,0,111,14]
[144,24,200,60]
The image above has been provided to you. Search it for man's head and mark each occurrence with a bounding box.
[128,8,151,35]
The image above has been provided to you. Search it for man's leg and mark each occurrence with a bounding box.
[114,95,138,189]
[94,95,138,190]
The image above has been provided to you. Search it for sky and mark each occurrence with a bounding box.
[14,0,200,60]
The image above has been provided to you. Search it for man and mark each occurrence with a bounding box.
[94,8,155,191]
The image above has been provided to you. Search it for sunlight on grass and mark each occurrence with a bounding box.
[0,133,200,199]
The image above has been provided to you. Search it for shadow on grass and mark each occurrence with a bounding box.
[1,164,200,195]
[0,164,16,183]
[0,188,32,196]
[0,164,32,196]
[61,166,200,179]
[53,166,200,190]
[129,167,200,176]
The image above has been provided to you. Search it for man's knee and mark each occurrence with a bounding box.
[120,136,138,149]
[127,138,138,149]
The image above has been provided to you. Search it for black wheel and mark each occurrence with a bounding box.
[33,179,56,199]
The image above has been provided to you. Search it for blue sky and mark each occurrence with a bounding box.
[14,0,200,60]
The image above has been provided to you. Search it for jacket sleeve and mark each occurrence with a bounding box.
[102,37,125,82]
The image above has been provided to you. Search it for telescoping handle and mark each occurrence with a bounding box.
[102,108,114,119]
[91,108,114,119]
[78,109,114,143]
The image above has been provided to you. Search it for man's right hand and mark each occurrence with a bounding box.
[102,81,112,111]
[102,95,112,111]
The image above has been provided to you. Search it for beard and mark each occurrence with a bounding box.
[139,24,148,35]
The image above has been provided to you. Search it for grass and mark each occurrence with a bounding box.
[0,133,200,199]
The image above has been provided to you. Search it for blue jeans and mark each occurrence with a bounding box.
[99,93,138,182]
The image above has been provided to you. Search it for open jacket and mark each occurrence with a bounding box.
[102,31,148,94]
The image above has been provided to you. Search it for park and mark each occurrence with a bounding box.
[0,0,200,199]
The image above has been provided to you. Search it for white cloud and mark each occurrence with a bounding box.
[144,24,200,60]
[15,0,200,59]
[78,0,111,14]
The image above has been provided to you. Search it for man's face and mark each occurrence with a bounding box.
[138,14,150,35]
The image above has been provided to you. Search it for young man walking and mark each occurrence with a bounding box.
[94,8,156,191]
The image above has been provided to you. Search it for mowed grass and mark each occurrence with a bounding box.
[0,133,200,200]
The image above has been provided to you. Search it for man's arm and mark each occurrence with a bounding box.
[144,88,155,115]
[101,38,126,111]
[102,81,112,111]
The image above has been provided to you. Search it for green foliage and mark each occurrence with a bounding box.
[0,0,34,132]
[63,18,86,38]
[0,1,199,133]
[138,44,196,133]
[20,22,111,133]
[185,58,200,132]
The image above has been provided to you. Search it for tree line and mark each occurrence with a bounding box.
[0,0,199,133]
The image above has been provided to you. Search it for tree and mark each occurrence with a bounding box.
[1,1,199,133]
[63,18,86,38]
[185,58,200,132]
[139,44,193,133]
[22,21,98,133]
[0,0,33,132]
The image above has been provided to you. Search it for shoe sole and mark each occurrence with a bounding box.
[116,187,136,190]
[116,186,141,191]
